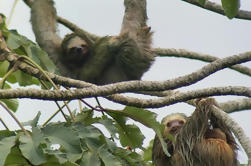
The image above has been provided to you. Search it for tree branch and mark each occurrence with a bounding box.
[0,86,249,103]
[154,48,251,77]
[220,98,251,113]
[182,0,251,21]
[107,86,251,108]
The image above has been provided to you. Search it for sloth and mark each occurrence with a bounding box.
[152,98,238,166]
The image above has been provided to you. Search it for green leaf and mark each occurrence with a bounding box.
[0,99,19,112]
[29,45,56,73]
[19,127,47,165]
[197,0,206,6]
[80,151,101,166]
[109,106,169,156]
[6,31,22,49]
[22,111,41,127]
[4,146,30,166]
[98,116,119,139]
[0,61,17,84]
[6,30,57,74]
[75,109,100,125]
[13,70,33,86]
[119,124,144,149]
[74,123,104,141]
[0,130,16,140]
[143,140,154,162]
[0,61,9,78]
[104,138,145,166]
[42,123,82,162]
[0,83,19,112]
[123,106,169,156]
[0,136,16,166]
[98,145,123,166]
[108,112,144,149]
[221,0,240,19]
[41,155,78,166]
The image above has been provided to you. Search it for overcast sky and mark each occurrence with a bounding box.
[0,0,251,163]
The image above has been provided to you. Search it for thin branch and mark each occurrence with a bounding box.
[0,102,31,137]
[154,48,251,77]
[0,117,10,130]
[42,101,70,127]
[211,105,251,165]
[182,0,251,21]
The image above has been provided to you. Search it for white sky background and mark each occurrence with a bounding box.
[0,0,251,163]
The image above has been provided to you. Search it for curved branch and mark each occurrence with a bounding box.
[219,98,251,113]
[154,48,251,77]
[107,86,251,108]
[182,0,251,21]
[0,86,249,103]
[211,105,251,164]
[131,90,251,113]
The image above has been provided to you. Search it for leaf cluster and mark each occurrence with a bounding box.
[0,18,57,112]
[0,108,157,166]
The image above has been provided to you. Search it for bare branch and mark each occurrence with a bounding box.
[154,48,251,77]
[220,98,251,113]
[182,0,251,21]
[0,86,249,103]
[107,86,251,108]
[131,90,251,113]
[0,102,31,137]
[211,105,251,164]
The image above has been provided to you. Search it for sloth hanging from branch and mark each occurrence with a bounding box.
[30,0,154,85]
[152,98,239,166]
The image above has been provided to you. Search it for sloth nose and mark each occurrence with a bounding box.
[74,47,83,54]
[170,126,181,133]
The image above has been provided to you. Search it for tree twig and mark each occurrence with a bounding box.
[0,102,31,137]
[182,0,251,21]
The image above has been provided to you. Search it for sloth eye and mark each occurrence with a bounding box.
[179,121,184,125]
[167,122,171,127]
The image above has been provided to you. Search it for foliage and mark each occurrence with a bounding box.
[221,0,240,19]
[0,109,158,166]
